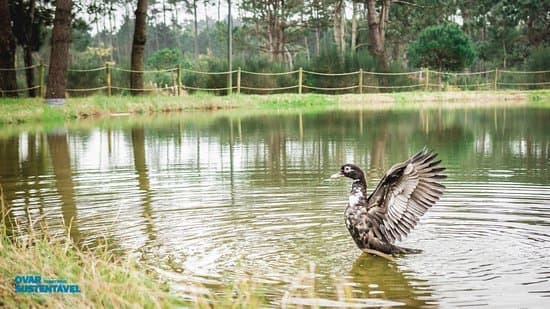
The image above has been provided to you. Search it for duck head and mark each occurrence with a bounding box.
[331,164,366,182]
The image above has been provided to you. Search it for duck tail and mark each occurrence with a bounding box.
[393,245,423,254]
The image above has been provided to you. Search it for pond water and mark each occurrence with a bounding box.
[1,105,549,307]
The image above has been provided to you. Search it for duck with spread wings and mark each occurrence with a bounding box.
[331,149,446,255]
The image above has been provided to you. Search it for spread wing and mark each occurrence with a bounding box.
[366,149,446,243]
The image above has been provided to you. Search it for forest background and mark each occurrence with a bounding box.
[1,0,549,97]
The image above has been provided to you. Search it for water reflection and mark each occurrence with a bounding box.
[0,106,549,307]
[47,130,80,243]
[0,135,19,235]
[349,254,435,308]
[131,127,157,246]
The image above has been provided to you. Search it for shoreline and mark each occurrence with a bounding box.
[0,90,548,125]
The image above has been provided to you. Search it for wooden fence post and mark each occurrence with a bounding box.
[298,67,303,94]
[227,69,233,95]
[105,62,111,96]
[358,69,363,94]
[39,60,45,98]
[177,64,182,96]
[424,67,429,91]
[493,68,498,91]
[237,67,241,94]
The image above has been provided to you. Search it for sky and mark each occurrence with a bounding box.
[84,0,235,35]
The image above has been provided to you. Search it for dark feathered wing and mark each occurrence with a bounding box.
[365,149,446,244]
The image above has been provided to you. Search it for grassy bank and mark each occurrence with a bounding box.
[0,188,186,307]
[0,90,548,125]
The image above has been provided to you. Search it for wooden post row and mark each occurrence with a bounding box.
[237,67,241,95]
[39,61,45,98]
[424,67,429,91]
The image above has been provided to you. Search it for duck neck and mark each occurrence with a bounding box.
[351,176,367,195]
[349,176,367,207]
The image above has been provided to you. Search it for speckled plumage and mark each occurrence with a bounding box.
[332,149,447,255]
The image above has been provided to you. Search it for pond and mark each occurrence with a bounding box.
[1,105,549,307]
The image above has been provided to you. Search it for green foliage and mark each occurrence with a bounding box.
[408,23,476,71]
[526,46,550,89]
[67,47,112,95]
[527,46,550,71]
[71,19,93,52]
[235,54,296,94]
[145,49,183,88]
[146,48,181,69]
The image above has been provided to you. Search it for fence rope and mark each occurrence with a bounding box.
[0,64,39,71]
[112,67,177,73]
[68,67,106,72]
[362,84,423,89]
[111,85,176,91]
[67,86,107,91]
[183,68,237,75]
[2,64,550,96]
[183,85,234,91]
[499,69,550,74]
[241,70,299,76]
[0,85,40,92]
[463,82,493,87]
[303,85,359,91]
[498,81,550,86]
[240,85,299,91]
[439,70,495,76]
[303,70,359,76]
[363,70,423,76]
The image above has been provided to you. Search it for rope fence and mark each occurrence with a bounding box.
[1,63,549,97]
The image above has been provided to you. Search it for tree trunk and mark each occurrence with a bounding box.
[315,27,320,57]
[193,0,199,55]
[131,0,148,95]
[351,1,358,54]
[204,1,211,54]
[304,36,310,63]
[0,0,18,97]
[24,46,36,97]
[502,40,507,69]
[339,2,346,57]
[267,9,284,62]
[365,0,389,71]
[45,0,72,100]
[277,23,285,63]
[333,0,345,60]
[24,0,37,97]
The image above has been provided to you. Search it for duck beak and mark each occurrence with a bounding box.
[330,171,344,179]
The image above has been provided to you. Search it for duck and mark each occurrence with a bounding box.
[331,149,446,255]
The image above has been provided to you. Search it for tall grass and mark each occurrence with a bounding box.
[0,186,185,308]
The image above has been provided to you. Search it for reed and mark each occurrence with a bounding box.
[0,186,184,308]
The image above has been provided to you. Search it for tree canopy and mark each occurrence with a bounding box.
[1,0,548,96]
[407,23,477,72]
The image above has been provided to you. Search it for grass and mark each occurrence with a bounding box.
[0,186,187,307]
[1,90,549,125]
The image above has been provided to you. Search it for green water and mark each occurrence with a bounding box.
[0,105,549,307]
